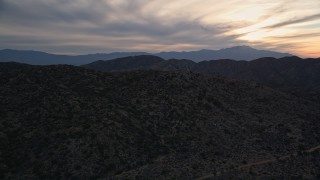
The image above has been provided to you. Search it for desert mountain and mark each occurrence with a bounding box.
[84,56,320,87]
[84,55,164,72]
[156,46,292,62]
[0,49,149,65]
[0,46,292,65]
[84,56,320,102]
[0,64,319,179]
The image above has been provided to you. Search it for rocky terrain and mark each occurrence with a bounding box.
[84,55,320,102]
[0,64,319,179]
[0,62,33,74]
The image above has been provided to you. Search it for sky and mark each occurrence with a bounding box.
[0,0,319,57]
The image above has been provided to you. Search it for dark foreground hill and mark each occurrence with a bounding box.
[0,62,33,74]
[84,56,320,102]
[0,65,319,179]
[84,55,164,72]
[83,56,320,89]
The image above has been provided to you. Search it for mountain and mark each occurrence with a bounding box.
[83,56,320,88]
[0,46,292,65]
[0,49,149,65]
[84,55,163,72]
[83,56,320,102]
[155,46,293,62]
[0,64,319,179]
[196,56,320,87]
[195,56,320,103]
[0,49,78,65]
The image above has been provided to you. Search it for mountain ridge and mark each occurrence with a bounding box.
[83,55,320,103]
[83,55,320,88]
[0,46,293,65]
[156,46,292,62]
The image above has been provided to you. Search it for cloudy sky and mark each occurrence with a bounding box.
[0,0,319,57]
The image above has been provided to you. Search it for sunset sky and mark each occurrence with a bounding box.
[0,0,319,57]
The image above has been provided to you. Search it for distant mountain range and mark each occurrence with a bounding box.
[0,46,292,65]
[156,46,292,61]
[0,49,149,65]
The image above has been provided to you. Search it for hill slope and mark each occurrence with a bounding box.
[84,55,164,72]
[0,62,33,74]
[84,56,320,88]
[84,56,320,102]
[0,65,319,179]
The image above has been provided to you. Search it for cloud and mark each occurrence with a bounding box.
[271,32,320,39]
[265,13,320,29]
[0,0,319,57]
[0,0,246,53]
[0,0,110,24]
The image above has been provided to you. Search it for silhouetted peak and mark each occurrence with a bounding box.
[198,49,214,52]
[222,45,254,50]
[279,56,302,61]
[115,55,164,61]
[253,57,277,62]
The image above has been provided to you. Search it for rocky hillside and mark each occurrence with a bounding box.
[84,55,163,72]
[84,56,320,88]
[0,65,319,179]
[0,62,33,74]
[83,56,320,102]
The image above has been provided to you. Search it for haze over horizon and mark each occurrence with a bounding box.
[0,0,319,57]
